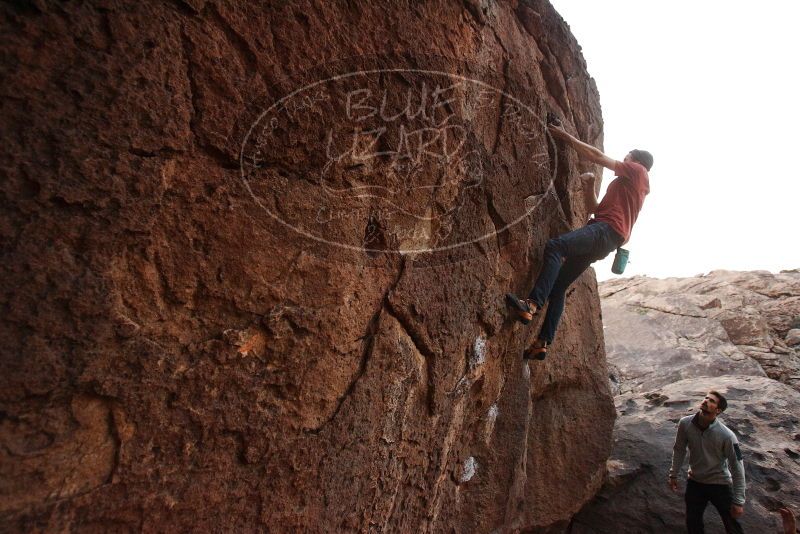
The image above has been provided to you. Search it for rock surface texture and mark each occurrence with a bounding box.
[1,1,615,532]
[571,271,800,533]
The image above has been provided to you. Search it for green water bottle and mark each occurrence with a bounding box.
[611,248,629,275]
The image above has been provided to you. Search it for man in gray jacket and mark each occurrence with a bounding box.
[669,391,746,533]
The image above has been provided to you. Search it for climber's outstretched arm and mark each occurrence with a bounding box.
[548,125,618,171]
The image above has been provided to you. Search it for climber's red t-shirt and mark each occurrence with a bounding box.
[594,160,650,244]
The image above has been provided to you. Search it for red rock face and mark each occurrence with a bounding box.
[0,1,613,531]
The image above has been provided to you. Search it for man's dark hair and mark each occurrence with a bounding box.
[709,390,728,412]
[630,149,654,171]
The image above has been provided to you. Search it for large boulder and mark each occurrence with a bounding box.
[0,1,615,531]
[572,271,800,532]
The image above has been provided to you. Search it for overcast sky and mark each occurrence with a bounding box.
[548,0,800,281]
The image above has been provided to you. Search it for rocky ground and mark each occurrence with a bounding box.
[571,270,800,533]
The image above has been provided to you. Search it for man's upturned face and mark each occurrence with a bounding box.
[624,152,634,163]
[700,393,722,416]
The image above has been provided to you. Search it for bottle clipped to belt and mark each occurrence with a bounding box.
[612,248,630,275]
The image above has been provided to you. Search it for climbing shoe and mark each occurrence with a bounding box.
[505,293,536,325]
[523,342,548,361]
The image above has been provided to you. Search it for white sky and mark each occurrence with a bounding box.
[548,0,800,281]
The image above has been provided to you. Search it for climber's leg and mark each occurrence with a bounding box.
[528,222,615,308]
[536,253,594,345]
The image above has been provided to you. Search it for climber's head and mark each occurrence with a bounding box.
[625,149,654,171]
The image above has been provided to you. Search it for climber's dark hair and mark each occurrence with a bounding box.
[708,390,727,412]
[629,149,654,171]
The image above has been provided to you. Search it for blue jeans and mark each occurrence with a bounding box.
[528,221,623,344]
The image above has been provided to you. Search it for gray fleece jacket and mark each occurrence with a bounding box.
[669,413,746,505]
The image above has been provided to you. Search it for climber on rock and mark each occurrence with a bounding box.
[668,391,746,534]
[505,122,652,359]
